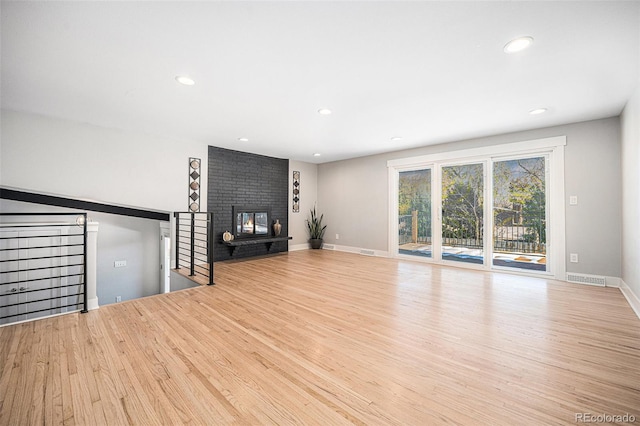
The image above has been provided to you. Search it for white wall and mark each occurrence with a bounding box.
[1,109,211,305]
[289,160,318,249]
[318,117,622,278]
[621,79,640,311]
[1,109,208,213]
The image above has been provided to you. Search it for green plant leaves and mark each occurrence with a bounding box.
[306,206,327,239]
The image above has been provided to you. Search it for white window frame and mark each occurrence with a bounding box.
[387,136,566,280]
[488,153,551,276]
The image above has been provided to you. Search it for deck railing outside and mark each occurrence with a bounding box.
[399,212,545,254]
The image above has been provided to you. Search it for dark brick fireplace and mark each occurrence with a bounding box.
[207,146,288,261]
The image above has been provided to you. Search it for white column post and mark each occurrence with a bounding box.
[160,222,171,293]
[86,221,99,310]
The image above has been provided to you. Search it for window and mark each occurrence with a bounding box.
[388,136,566,279]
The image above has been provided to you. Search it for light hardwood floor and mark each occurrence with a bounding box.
[1,250,639,425]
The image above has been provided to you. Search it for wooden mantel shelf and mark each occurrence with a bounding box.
[223,236,292,256]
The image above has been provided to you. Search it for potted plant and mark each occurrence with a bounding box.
[306,206,327,249]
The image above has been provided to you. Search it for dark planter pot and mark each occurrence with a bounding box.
[309,238,323,249]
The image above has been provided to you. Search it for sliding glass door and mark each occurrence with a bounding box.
[391,138,562,278]
[441,163,484,265]
[492,156,548,272]
[398,169,432,258]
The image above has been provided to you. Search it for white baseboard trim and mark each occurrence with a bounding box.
[88,297,100,311]
[287,243,389,257]
[619,280,640,320]
[288,243,310,252]
[326,244,389,258]
[605,276,621,288]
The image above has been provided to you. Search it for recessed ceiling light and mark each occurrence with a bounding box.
[529,108,547,115]
[238,137,249,142]
[175,76,195,86]
[391,136,403,141]
[317,108,332,115]
[503,36,534,54]
[313,153,321,157]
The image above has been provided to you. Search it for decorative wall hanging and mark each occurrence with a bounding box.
[292,170,300,212]
[188,157,201,212]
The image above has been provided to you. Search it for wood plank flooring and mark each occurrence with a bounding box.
[1,250,639,425]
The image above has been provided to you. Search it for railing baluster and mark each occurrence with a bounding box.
[207,213,214,286]
[173,212,214,285]
[0,213,88,324]
[81,213,88,313]
[174,212,180,270]
[190,214,196,277]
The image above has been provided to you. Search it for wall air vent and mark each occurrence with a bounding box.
[566,273,606,287]
[323,244,335,250]
[360,249,375,256]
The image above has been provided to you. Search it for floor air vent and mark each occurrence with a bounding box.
[566,273,606,287]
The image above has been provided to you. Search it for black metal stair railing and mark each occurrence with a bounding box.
[174,212,214,285]
[0,213,88,326]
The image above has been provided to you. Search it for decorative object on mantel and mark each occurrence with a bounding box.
[306,205,326,249]
[188,157,201,212]
[273,219,282,236]
[222,231,234,242]
[292,170,300,212]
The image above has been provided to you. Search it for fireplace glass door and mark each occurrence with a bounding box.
[254,213,268,235]
[233,206,271,238]
[239,213,254,234]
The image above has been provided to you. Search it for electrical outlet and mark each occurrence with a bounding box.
[115,296,122,302]
[114,260,127,268]
[570,253,579,263]
[569,196,578,205]
[336,234,340,240]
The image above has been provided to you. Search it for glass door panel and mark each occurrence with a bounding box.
[441,163,484,264]
[492,157,547,271]
[398,169,432,257]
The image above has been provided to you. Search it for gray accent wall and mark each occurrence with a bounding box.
[318,117,622,278]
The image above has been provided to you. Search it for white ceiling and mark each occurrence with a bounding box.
[2,1,639,163]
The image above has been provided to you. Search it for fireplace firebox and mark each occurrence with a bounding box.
[232,206,271,239]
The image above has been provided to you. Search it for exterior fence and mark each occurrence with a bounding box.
[493,225,546,254]
[399,211,545,254]
[399,214,431,245]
